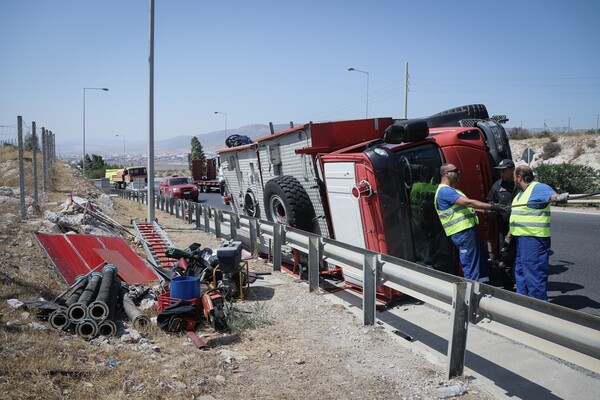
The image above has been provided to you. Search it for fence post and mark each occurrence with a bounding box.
[41,127,47,192]
[17,116,26,220]
[31,121,39,210]
[308,235,322,293]
[362,254,379,326]
[446,281,473,379]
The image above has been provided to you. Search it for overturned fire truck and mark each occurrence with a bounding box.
[217,105,512,289]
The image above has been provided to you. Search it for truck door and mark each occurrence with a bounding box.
[322,162,366,249]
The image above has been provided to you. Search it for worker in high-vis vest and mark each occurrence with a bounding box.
[435,163,504,282]
[507,165,568,301]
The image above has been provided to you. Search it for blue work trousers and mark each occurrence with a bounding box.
[514,236,551,301]
[451,228,489,282]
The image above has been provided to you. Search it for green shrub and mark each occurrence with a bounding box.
[542,141,562,159]
[534,163,599,193]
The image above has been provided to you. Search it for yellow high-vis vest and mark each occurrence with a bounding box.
[434,184,478,236]
[509,181,551,237]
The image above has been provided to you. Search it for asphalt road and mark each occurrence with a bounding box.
[199,192,600,316]
[548,208,600,316]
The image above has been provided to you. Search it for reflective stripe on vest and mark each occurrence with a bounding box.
[434,184,478,236]
[509,181,551,237]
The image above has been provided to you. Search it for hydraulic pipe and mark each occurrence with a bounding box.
[88,265,118,322]
[98,320,117,337]
[75,318,98,340]
[67,272,102,323]
[120,284,151,329]
[48,309,70,330]
[64,275,88,307]
[98,279,121,337]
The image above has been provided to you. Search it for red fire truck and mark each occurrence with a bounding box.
[217,104,511,287]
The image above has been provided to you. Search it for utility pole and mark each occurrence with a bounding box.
[404,62,409,119]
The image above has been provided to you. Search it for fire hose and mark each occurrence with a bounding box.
[499,190,600,210]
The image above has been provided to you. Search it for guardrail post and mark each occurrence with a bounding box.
[195,204,201,228]
[272,223,284,272]
[187,201,194,224]
[215,210,222,238]
[446,281,473,379]
[363,254,378,325]
[308,236,322,292]
[249,218,258,256]
[230,214,238,241]
[203,206,210,232]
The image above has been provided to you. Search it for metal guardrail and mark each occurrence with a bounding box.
[109,188,600,378]
[566,193,600,205]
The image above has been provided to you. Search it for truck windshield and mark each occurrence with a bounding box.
[393,143,457,273]
[169,177,190,185]
[367,143,457,274]
[129,168,146,176]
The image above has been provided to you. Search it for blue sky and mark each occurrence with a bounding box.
[1,0,599,155]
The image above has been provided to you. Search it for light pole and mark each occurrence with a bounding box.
[348,67,369,118]
[115,134,125,166]
[214,111,228,135]
[83,87,109,178]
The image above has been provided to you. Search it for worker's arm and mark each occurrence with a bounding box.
[454,195,495,212]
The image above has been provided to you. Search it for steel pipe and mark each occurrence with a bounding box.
[120,284,151,329]
[48,309,70,330]
[75,319,98,340]
[88,265,118,322]
[67,272,102,323]
[98,320,117,337]
[62,274,88,306]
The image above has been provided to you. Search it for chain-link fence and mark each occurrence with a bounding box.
[0,115,56,220]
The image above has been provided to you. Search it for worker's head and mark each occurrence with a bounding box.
[495,159,515,182]
[514,165,534,189]
[440,163,460,184]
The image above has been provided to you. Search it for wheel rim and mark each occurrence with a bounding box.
[244,191,258,217]
[269,195,288,224]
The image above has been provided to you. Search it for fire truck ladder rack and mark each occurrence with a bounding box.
[132,220,179,269]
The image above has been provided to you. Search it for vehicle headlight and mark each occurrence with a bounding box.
[173,187,181,192]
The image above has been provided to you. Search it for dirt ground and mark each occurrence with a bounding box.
[0,148,495,399]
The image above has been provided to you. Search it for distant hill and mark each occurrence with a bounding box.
[147,123,292,155]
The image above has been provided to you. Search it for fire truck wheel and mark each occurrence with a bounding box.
[263,176,316,232]
[243,190,260,218]
[434,104,489,120]
[201,185,208,193]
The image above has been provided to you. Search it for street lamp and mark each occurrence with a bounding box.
[214,111,227,135]
[115,134,125,166]
[82,87,109,178]
[347,67,369,118]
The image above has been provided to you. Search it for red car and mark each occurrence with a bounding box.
[159,175,198,201]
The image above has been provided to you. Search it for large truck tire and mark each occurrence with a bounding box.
[263,176,316,232]
[434,104,489,120]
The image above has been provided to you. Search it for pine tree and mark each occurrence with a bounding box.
[188,137,206,176]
